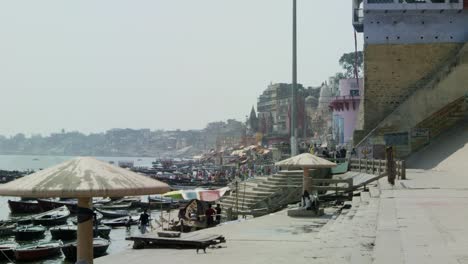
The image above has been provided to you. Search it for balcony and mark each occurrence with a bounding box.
[329,95,361,112]
[353,8,364,32]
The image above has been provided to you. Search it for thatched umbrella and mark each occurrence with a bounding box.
[275,153,336,193]
[0,157,169,264]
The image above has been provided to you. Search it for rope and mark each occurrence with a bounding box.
[0,248,15,263]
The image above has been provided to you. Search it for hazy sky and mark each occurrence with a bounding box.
[0,0,363,136]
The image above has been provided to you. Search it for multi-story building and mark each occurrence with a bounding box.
[257,83,305,136]
[352,0,468,158]
[330,78,364,145]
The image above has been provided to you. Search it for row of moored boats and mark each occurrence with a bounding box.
[0,196,161,262]
[0,238,110,262]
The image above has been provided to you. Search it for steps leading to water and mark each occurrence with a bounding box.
[220,171,303,216]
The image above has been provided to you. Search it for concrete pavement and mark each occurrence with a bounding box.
[96,191,382,264]
[97,137,468,264]
[373,167,468,264]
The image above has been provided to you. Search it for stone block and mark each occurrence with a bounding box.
[287,208,324,217]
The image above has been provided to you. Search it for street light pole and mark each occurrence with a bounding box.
[290,0,298,157]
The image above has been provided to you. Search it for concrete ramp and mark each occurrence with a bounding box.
[407,120,468,176]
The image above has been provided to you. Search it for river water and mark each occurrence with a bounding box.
[0,154,157,171]
[0,155,167,264]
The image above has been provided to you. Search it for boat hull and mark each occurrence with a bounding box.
[15,245,61,261]
[61,239,110,261]
[31,206,71,226]
[0,224,16,237]
[13,230,45,241]
[101,216,138,227]
[0,243,17,261]
[93,226,112,238]
[8,200,42,214]
[95,208,129,218]
[32,216,68,226]
[37,199,78,214]
[0,249,15,261]
[50,228,77,241]
[96,203,132,210]
[51,225,111,240]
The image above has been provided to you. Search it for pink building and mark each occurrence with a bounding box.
[329,78,363,145]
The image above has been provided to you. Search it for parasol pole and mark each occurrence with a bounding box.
[160,199,163,230]
[77,197,94,264]
[302,167,311,194]
[242,180,247,218]
[235,180,239,218]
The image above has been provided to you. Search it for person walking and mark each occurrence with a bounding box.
[139,209,150,234]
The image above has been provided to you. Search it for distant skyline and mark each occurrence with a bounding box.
[0,0,363,137]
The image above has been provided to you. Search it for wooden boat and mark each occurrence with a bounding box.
[101,216,138,227]
[32,206,70,226]
[15,240,63,261]
[0,241,17,261]
[61,238,110,261]
[37,198,78,214]
[0,222,17,237]
[95,202,132,210]
[148,196,175,204]
[50,225,77,241]
[8,200,42,214]
[93,197,112,204]
[95,208,129,219]
[93,225,112,238]
[50,224,112,240]
[71,211,103,225]
[117,197,141,204]
[13,225,46,241]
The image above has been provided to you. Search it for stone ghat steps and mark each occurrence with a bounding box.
[220,171,303,214]
[218,202,257,212]
[308,189,380,264]
[220,196,260,205]
[223,191,273,199]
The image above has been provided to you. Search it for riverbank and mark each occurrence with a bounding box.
[95,201,376,264]
[97,166,468,264]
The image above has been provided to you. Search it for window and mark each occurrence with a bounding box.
[350,89,360,96]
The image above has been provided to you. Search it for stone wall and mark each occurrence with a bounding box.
[362,43,462,132]
[356,42,468,158]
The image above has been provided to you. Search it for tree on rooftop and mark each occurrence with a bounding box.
[339,51,363,78]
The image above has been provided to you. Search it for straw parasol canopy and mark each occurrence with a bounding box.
[0,157,169,197]
[275,153,337,195]
[275,153,337,169]
[0,157,170,264]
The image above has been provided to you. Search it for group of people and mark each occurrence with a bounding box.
[205,204,222,227]
[308,144,350,159]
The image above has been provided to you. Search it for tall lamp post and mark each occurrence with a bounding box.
[290,0,298,156]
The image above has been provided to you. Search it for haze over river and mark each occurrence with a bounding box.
[0,155,157,171]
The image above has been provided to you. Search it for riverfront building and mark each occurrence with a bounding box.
[352,0,468,157]
[257,83,306,137]
[330,78,364,146]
